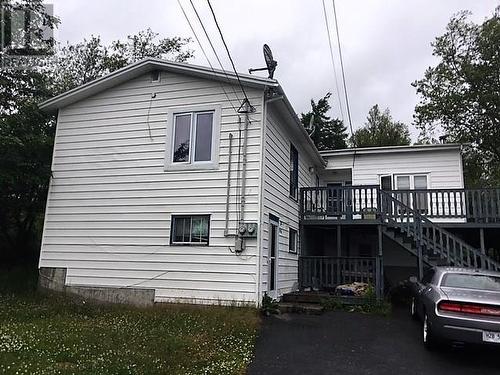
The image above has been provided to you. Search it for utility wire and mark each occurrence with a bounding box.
[321,0,345,125]
[188,0,242,106]
[206,0,253,111]
[332,0,357,169]
[332,0,354,140]
[177,0,239,113]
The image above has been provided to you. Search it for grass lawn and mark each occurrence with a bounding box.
[0,267,260,374]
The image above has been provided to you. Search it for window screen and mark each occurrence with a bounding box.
[171,215,210,245]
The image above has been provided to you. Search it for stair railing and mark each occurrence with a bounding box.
[379,190,500,273]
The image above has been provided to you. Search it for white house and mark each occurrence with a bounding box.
[38,58,500,306]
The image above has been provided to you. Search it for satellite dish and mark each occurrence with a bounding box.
[249,44,278,79]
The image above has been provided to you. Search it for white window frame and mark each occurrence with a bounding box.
[394,173,430,212]
[165,104,221,171]
[394,173,430,190]
[170,215,210,246]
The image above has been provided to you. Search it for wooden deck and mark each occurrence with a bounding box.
[300,185,500,226]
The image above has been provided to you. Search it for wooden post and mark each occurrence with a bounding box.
[336,225,341,285]
[480,228,486,255]
[336,225,342,256]
[417,220,424,279]
[377,224,384,299]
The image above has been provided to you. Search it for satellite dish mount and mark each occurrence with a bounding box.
[249,44,278,79]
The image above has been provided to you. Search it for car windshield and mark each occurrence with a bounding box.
[441,273,500,292]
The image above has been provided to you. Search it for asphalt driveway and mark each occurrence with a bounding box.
[248,307,500,375]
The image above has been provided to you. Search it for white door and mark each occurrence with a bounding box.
[268,215,279,299]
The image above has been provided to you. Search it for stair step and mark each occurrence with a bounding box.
[281,292,332,304]
[278,302,324,315]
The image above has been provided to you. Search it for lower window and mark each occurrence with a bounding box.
[171,215,210,245]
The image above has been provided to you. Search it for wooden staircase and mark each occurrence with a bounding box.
[379,190,500,275]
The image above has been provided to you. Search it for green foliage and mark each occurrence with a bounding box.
[52,29,193,94]
[320,297,391,316]
[413,8,500,187]
[0,102,55,264]
[351,104,411,148]
[0,3,193,264]
[300,92,348,151]
[0,270,259,374]
[260,293,279,316]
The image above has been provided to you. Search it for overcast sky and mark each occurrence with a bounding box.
[50,0,498,138]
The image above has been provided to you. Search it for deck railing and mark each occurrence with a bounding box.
[300,186,500,223]
[301,185,379,220]
[298,256,378,290]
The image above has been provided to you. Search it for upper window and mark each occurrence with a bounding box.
[289,144,299,199]
[165,106,221,170]
[171,215,210,246]
[289,228,298,254]
[173,112,214,163]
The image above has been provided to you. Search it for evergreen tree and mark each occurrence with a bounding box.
[351,105,411,147]
[300,93,348,151]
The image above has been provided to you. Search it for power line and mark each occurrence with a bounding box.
[331,0,357,170]
[321,0,345,125]
[206,0,253,111]
[332,0,354,141]
[188,0,242,105]
[176,0,238,113]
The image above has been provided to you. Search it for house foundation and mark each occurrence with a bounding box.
[38,267,155,307]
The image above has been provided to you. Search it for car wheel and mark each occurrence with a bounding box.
[422,313,436,350]
[410,298,418,320]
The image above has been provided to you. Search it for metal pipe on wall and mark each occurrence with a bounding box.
[224,133,234,236]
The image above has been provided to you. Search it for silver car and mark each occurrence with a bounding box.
[409,266,500,349]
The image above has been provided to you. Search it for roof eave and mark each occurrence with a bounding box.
[273,85,326,168]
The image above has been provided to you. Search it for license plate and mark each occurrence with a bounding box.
[482,331,500,343]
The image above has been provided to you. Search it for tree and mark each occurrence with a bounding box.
[0,2,193,264]
[413,8,500,187]
[300,93,348,150]
[52,29,193,94]
[351,104,411,147]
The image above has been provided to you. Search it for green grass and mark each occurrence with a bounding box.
[0,267,260,374]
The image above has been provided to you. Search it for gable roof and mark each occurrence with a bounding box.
[39,58,279,112]
[40,58,325,167]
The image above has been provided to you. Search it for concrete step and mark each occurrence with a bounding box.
[281,292,332,304]
[278,302,324,315]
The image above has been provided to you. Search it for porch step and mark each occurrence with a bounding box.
[278,302,324,315]
[281,291,332,304]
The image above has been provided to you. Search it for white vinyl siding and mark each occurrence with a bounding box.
[324,148,464,223]
[325,149,463,189]
[39,71,264,305]
[260,105,317,298]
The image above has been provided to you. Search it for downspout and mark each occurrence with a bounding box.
[256,91,268,306]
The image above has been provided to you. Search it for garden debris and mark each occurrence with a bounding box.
[335,282,370,297]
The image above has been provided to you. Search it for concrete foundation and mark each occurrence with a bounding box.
[38,267,155,307]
